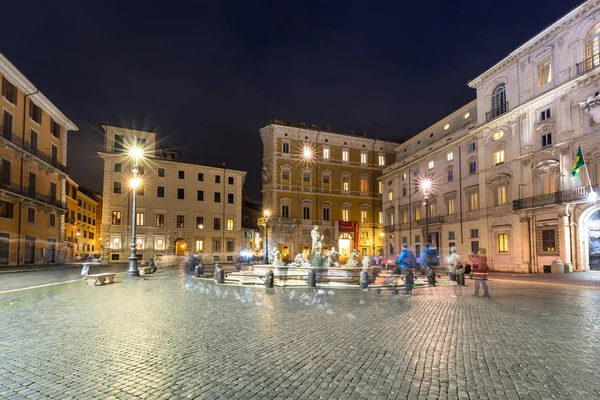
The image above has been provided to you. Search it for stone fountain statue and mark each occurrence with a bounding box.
[324,247,340,268]
[309,226,325,268]
[345,249,360,268]
[361,256,371,270]
[293,253,309,267]
[270,248,283,266]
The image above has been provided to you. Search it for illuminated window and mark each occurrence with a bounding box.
[378,181,382,194]
[378,155,385,166]
[111,211,121,225]
[497,233,508,253]
[447,198,456,215]
[414,207,421,221]
[496,185,507,205]
[196,216,204,229]
[196,240,204,252]
[361,153,367,164]
[428,160,434,169]
[402,210,408,224]
[468,192,479,211]
[112,237,121,250]
[378,211,383,224]
[494,150,505,166]
[388,191,393,201]
[402,173,407,180]
[469,160,477,175]
[444,123,450,130]
[156,214,164,227]
[360,178,368,193]
[155,237,165,251]
[342,209,349,222]
[584,23,600,72]
[464,112,470,119]
[136,237,144,250]
[542,174,556,194]
[342,150,349,162]
[323,147,330,159]
[360,210,368,223]
[447,152,453,161]
[539,61,552,86]
[177,215,184,228]
[342,177,350,192]
[135,212,144,226]
[227,219,234,231]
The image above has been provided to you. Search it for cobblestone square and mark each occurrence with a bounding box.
[1,268,600,399]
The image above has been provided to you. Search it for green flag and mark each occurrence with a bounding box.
[572,146,585,180]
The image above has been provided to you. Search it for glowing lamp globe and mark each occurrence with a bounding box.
[130,177,142,189]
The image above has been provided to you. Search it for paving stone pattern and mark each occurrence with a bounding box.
[1,268,600,399]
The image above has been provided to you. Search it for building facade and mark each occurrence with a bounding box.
[99,124,246,263]
[0,54,78,266]
[382,0,600,272]
[261,121,398,261]
[76,187,100,257]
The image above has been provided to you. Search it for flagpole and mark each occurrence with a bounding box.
[583,163,593,187]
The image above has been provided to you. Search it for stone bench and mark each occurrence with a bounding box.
[84,273,116,286]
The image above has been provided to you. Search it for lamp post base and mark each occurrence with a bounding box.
[127,256,140,277]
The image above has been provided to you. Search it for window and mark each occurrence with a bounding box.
[497,233,509,253]
[282,204,290,218]
[491,83,507,116]
[471,241,479,254]
[29,102,42,124]
[493,150,505,166]
[323,147,330,159]
[157,186,165,198]
[155,237,165,251]
[360,210,368,223]
[387,212,394,225]
[228,193,234,204]
[24,208,34,223]
[360,178,368,193]
[214,218,221,230]
[195,190,204,201]
[196,216,204,229]
[136,212,144,226]
[322,207,330,221]
[2,77,18,104]
[228,177,234,185]
[468,192,479,211]
[0,200,14,218]
[282,142,290,154]
[77,213,82,221]
[496,185,507,205]
[361,153,367,164]
[227,219,234,231]
[178,171,185,179]
[378,211,383,224]
[402,173,407,180]
[303,205,311,220]
[83,216,87,224]
[213,240,221,252]
[539,61,552,86]
[342,150,349,162]
[112,211,121,225]
[388,191,393,201]
[114,163,121,172]
[112,237,121,250]
[402,210,408,224]
[468,142,476,152]
[470,229,479,238]
[177,215,185,228]
[198,173,204,181]
[158,168,165,177]
[469,161,477,175]
[214,192,221,203]
[447,198,456,215]
[428,160,435,169]
[195,240,204,252]
[542,174,556,194]
[447,152,454,161]
[49,214,56,227]
[136,238,144,250]
[447,169,454,182]
[541,132,552,148]
[378,181,382,194]
[177,188,185,199]
[540,108,551,121]
[215,175,221,184]
[492,131,504,141]
[448,231,455,240]
[282,170,290,185]
[156,214,164,227]
[402,185,407,197]
[302,171,311,188]
[51,120,61,139]
[342,209,349,222]
[584,23,600,73]
[379,155,385,166]
[402,236,407,244]
[414,207,421,221]
[539,227,558,254]
[342,177,350,192]
[113,182,122,194]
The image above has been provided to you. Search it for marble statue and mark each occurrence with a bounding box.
[293,253,306,267]
[311,226,324,256]
[361,256,371,270]
[345,249,360,268]
[324,247,340,268]
[270,248,283,266]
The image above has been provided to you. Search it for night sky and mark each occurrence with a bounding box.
[1,0,583,201]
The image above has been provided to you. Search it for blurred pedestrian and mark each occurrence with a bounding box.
[468,248,490,298]
[447,246,461,297]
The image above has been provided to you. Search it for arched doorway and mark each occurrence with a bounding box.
[174,238,187,255]
[588,209,600,270]
[338,233,353,257]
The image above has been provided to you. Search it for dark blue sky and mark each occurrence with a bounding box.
[1,0,582,200]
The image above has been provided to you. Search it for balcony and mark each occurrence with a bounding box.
[576,55,600,76]
[65,217,75,225]
[0,180,67,209]
[1,127,67,173]
[513,184,599,211]
[485,102,509,122]
[416,216,444,226]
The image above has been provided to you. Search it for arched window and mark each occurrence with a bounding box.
[491,84,507,117]
[584,22,600,72]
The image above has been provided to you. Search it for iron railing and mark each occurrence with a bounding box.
[0,127,67,172]
[65,217,75,225]
[485,102,509,122]
[513,184,599,211]
[576,55,600,75]
[0,180,67,209]
[417,216,444,226]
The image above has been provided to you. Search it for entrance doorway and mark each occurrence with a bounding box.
[338,233,353,257]
[174,238,187,255]
[47,239,56,263]
[25,236,35,264]
[589,209,600,270]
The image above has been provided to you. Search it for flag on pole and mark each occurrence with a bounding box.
[572,146,585,180]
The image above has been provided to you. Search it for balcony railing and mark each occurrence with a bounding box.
[0,180,67,209]
[576,55,600,76]
[513,184,599,211]
[0,126,67,173]
[416,216,444,226]
[65,217,75,225]
[485,102,509,122]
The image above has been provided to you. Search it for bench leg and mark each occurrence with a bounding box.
[86,279,97,286]
[94,278,105,286]
[105,276,114,283]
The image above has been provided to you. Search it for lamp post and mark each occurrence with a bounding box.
[263,209,270,264]
[422,178,432,246]
[127,136,143,277]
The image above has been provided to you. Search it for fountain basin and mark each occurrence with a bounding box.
[225,265,380,286]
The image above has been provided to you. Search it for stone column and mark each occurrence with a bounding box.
[559,211,572,272]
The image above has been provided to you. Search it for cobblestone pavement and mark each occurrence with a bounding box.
[1,268,600,399]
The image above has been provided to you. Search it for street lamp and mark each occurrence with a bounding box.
[263,209,271,264]
[422,178,432,246]
[127,136,143,277]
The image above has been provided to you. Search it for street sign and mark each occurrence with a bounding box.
[258,217,265,227]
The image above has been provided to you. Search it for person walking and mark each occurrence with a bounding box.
[468,248,490,298]
[447,246,461,297]
[422,243,435,275]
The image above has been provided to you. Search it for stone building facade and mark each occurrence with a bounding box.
[0,53,78,266]
[382,0,600,272]
[99,124,246,263]
[261,121,399,261]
